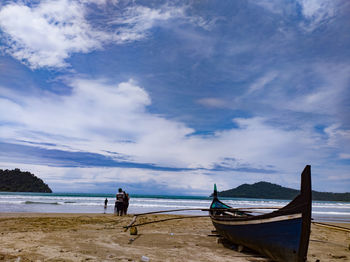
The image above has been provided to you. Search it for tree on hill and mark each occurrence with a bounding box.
[0,168,52,193]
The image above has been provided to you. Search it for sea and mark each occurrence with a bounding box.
[0,192,349,223]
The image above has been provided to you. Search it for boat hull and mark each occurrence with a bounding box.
[210,165,311,262]
[212,214,303,262]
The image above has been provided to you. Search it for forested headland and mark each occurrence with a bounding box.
[214,181,350,202]
[0,168,52,193]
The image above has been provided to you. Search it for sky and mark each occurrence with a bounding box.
[0,0,349,195]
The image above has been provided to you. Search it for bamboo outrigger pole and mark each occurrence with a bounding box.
[134,208,207,216]
[126,215,209,228]
[124,206,283,230]
[132,206,282,216]
[124,208,207,230]
[312,221,350,233]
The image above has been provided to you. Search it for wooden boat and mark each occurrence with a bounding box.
[209,165,312,262]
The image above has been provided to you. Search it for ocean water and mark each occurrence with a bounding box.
[0,192,349,222]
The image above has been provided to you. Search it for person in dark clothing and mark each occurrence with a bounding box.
[104,198,108,213]
[123,192,129,215]
[115,188,125,216]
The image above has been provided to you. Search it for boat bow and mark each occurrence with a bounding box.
[209,165,312,262]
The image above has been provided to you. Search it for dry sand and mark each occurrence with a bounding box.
[0,213,349,261]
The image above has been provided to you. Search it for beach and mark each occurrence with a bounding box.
[0,213,349,262]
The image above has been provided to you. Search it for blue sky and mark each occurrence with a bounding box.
[0,0,349,195]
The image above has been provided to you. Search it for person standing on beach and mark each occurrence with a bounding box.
[104,198,108,213]
[115,188,125,216]
[123,192,130,215]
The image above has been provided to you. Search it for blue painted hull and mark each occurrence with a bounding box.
[210,165,312,262]
[213,217,302,262]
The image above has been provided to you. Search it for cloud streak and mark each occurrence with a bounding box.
[108,5,185,43]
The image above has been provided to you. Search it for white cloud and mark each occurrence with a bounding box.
[0,0,104,69]
[0,78,193,165]
[0,161,217,194]
[109,5,186,44]
[253,0,338,32]
[324,124,350,156]
[0,78,328,170]
[197,98,228,108]
[80,0,119,6]
[339,154,350,160]
[298,0,335,19]
[297,0,336,31]
[1,76,349,192]
[0,1,208,69]
[285,63,350,116]
[252,0,288,15]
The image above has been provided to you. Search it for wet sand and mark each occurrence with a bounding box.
[0,213,349,261]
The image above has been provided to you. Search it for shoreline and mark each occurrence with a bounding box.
[2,192,349,223]
[0,213,349,261]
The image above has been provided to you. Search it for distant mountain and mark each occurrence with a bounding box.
[0,168,52,193]
[214,181,350,202]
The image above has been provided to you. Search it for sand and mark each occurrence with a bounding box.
[0,213,349,262]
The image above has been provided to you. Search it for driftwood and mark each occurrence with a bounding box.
[124,215,138,230]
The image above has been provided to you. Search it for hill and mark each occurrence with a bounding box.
[0,168,52,193]
[214,181,350,202]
